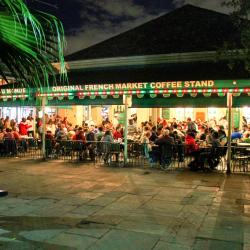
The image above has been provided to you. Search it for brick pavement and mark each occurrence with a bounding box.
[0,159,249,249]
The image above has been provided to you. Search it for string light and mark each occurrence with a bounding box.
[6,86,250,100]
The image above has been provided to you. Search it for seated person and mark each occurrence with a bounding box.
[206,128,214,145]
[55,127,67,141]
[13,127,28,152]
[86,127,96,161]
[173,131,184,162]
[200,128,208,141]
[173,124,185,138]
[12,127,20,140]
[149,126,158,142]
[190,131,221,171]
[45,131,56,155]
[243,133,250,143]
[67,128,75,140]
[45,130,55,144]
[207,131,222,169]
[72,127,86,143]
[0,129,4,141]
[231,127,242,141]
[155,129,174,169]
[113,125,122,140]
[218,129,227,147]
[211,131,221,147]
[185,132,199,155]
[4,128,14,139]
[3,128,16,155]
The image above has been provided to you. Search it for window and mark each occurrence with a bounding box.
[207,108,217,120]
[243,107,250,123]
[174,108,193,121]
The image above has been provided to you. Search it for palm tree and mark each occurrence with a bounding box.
[0,0,67,87]
[0,0,67,196]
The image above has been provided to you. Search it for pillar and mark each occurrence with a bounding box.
[227,93,232,175]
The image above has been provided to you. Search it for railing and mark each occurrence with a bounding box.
[0,138,42,159]
[0,138,249,173]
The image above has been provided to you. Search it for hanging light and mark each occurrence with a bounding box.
[57,96,64,100]
[182,89,188,94]
[217,93,226,97]
[68,95,74,100]
[137,94,144,98]
[190,93,197,97]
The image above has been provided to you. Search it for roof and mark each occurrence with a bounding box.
[66,60,250,84]
[66,4,242,61]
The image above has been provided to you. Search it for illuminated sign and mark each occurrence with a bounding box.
[50,80,215,92]
[0,88,26,94]
[0,80,249,99]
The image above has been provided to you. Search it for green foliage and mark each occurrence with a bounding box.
[0,0,67,87]
[223,0,250,71]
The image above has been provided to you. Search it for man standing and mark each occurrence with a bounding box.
[187,117,197,132]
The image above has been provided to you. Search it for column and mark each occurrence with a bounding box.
[227,93,232,174]
[42,96,47,159]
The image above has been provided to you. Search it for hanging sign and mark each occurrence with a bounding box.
[47,79,250,94]
[1,79,249,99]
[49,81,215,93]
[0,88,26,94]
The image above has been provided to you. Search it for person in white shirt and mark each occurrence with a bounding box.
[27,116,35,137]
[218,116,228,130]
[113,114,119,128]
[46,120,56,135]
[208,118,216,129]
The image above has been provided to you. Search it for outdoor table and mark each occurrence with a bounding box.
[237,143,250,147]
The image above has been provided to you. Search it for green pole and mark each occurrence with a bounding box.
[227,93,232,175]
[42,96,46,160]
[123,95,128,166]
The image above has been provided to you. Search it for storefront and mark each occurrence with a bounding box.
[1,5,250,126]
[0,79,248,129]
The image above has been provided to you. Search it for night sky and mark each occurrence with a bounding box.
[27,0,231,55]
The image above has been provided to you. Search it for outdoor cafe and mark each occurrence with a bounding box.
[0,78,249,173]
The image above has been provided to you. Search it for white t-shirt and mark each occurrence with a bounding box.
[27,119,34,131]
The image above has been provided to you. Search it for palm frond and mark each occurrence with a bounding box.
[0,0,67,87]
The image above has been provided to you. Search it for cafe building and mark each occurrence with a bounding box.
[1,4,250,128]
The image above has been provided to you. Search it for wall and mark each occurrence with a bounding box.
[57,105,84,126]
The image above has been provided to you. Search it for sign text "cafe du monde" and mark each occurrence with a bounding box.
[51,80,215,92]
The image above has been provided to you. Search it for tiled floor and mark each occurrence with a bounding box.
[0,159,249,249]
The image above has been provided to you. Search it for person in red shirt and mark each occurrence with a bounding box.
[19,118,31,136]
[72,127,86,143]
[4,128,14,139]
[12,128,20,140]
[185,132,199,155]
[72,127,87,160]
[113,125,122,140]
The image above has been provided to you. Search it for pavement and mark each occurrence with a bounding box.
[0,159,249,250]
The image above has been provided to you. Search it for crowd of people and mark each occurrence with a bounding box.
[0,113,249,168]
